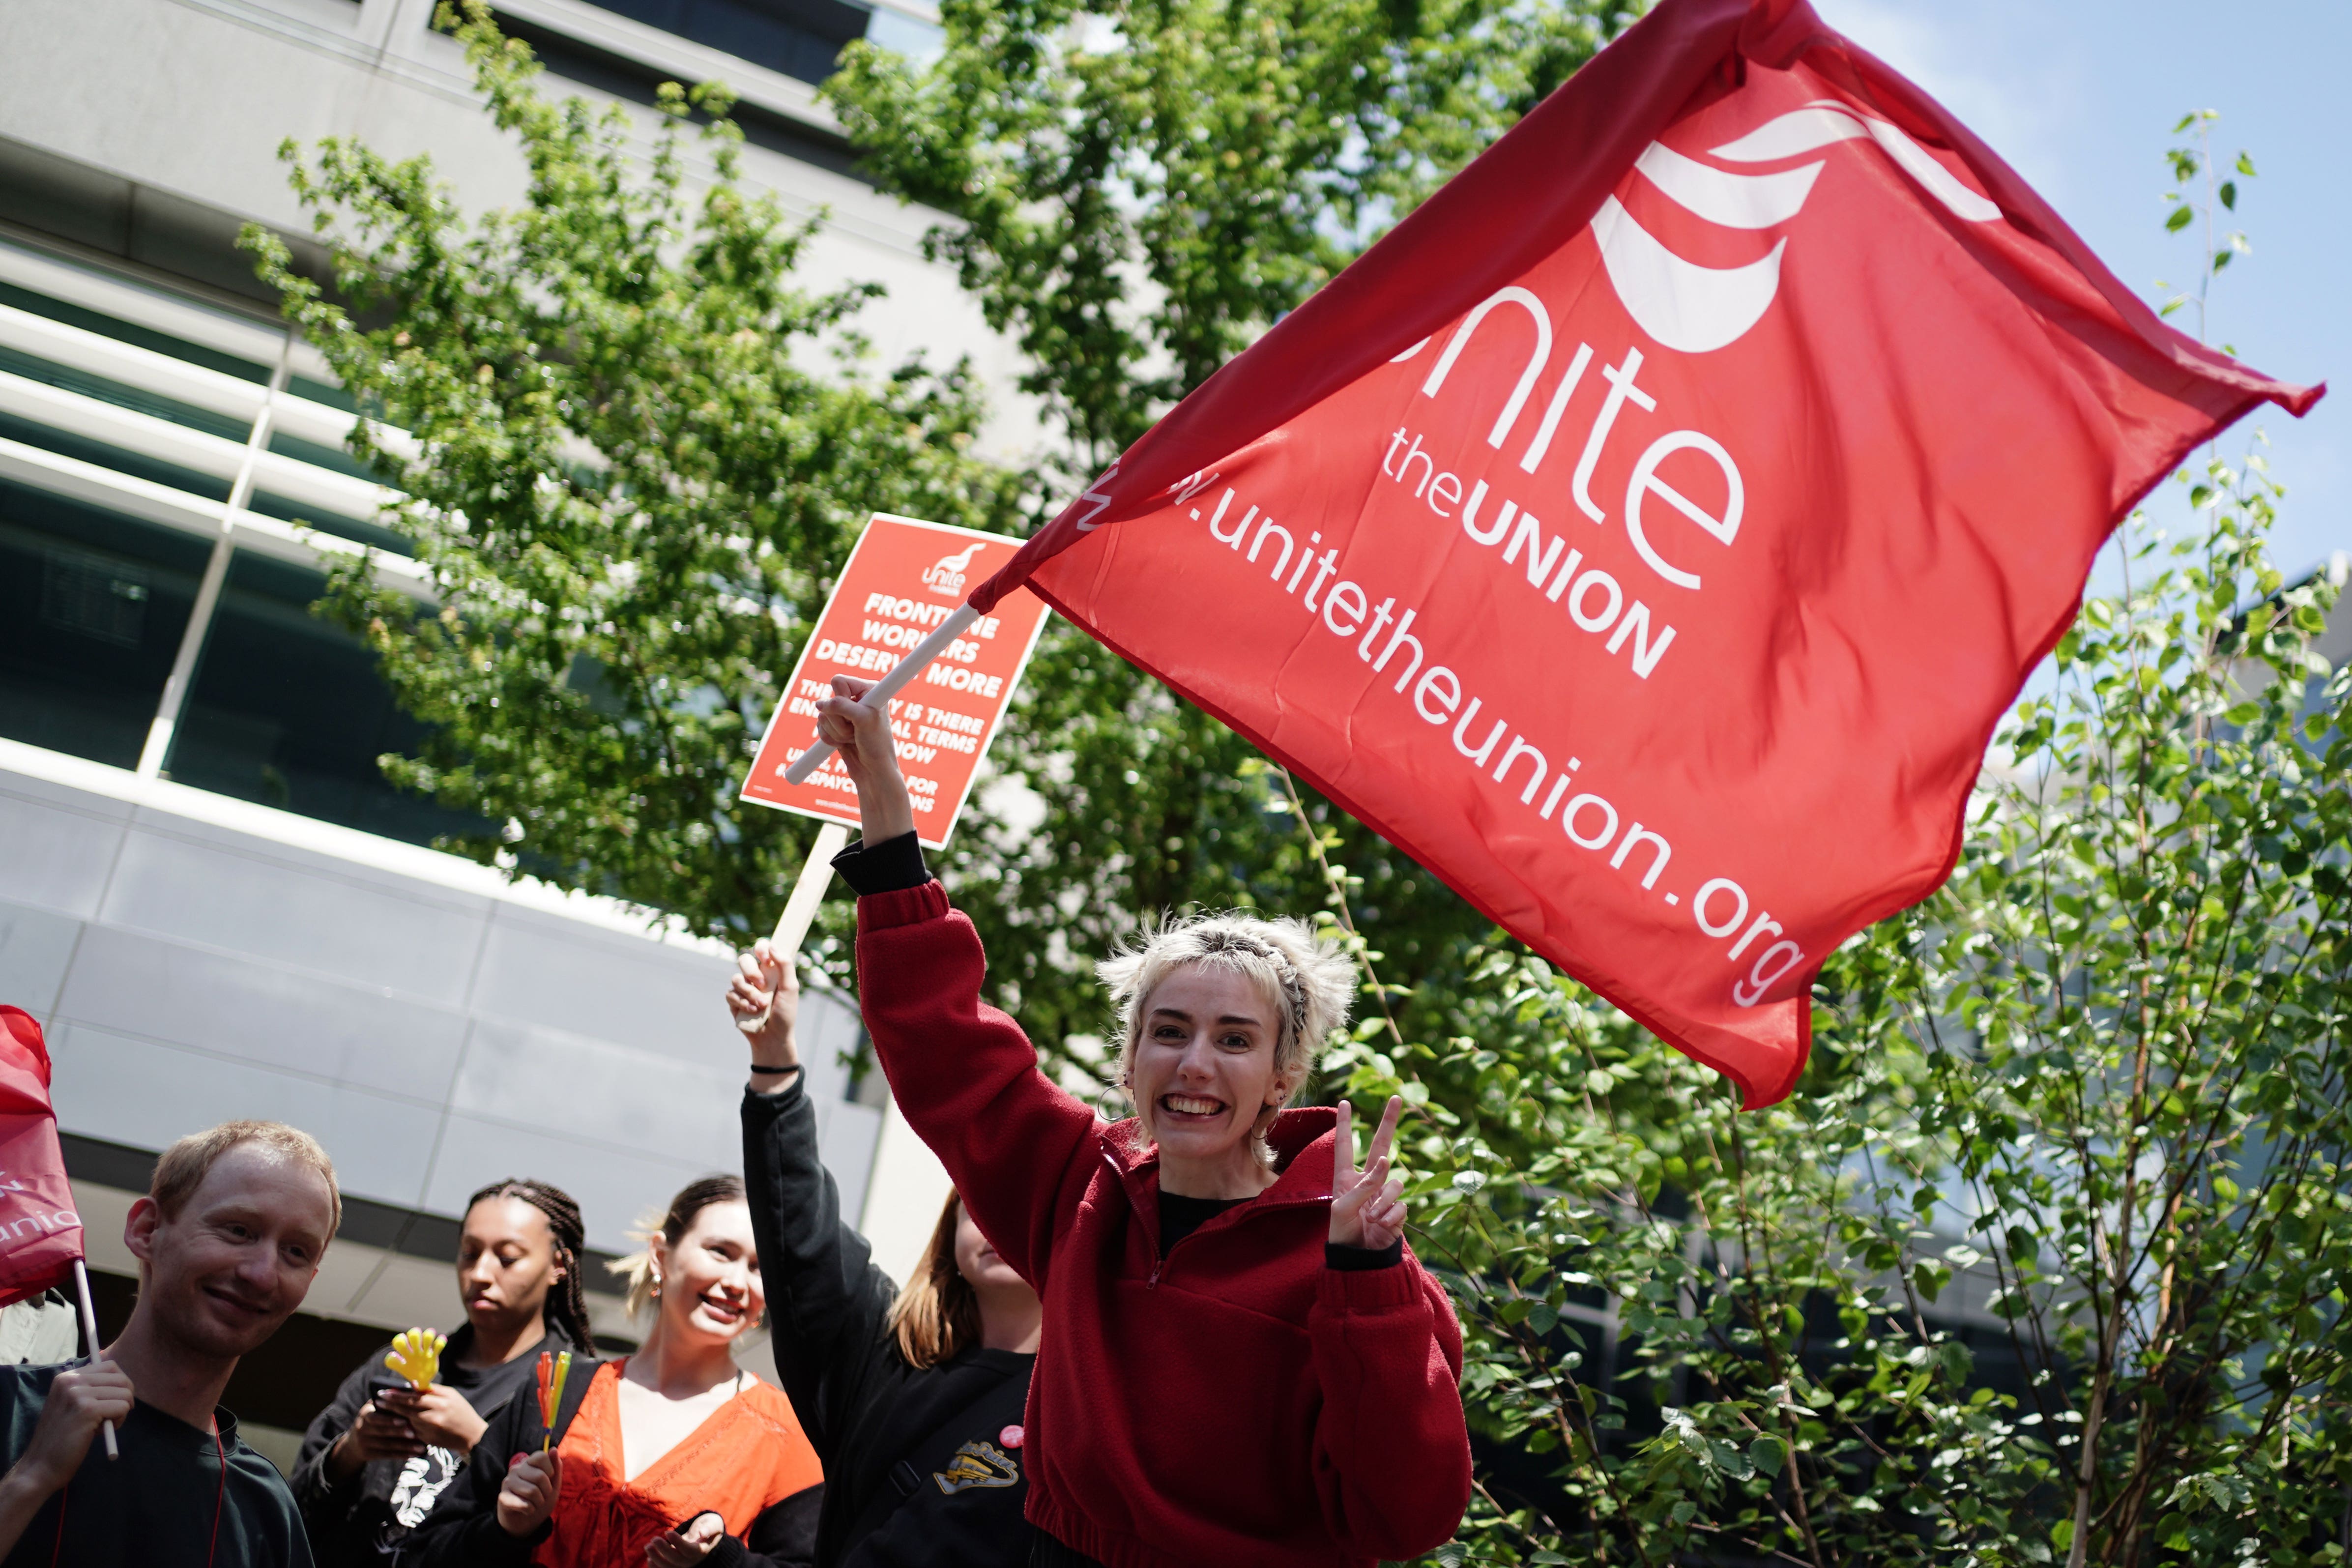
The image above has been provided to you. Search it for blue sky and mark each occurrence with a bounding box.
[1810,0,2348,580]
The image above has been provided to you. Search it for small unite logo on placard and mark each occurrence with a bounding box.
[923,544,985,599]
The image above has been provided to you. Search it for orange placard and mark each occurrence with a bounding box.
[740,514,1050,849]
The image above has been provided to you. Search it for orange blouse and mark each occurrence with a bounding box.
[534,1359,822,1568]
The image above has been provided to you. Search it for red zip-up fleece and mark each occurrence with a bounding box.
[857,879,1473,1568]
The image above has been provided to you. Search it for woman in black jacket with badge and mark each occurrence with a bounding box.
[728,938,1041,1568]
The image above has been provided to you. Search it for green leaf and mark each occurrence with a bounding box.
[1749,1435,1786,1476]
[2166,204,2197,232]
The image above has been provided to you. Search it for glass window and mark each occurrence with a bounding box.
[0,281,272,383]
[582,0,870,85]
[170,551,486,847]
[244,484,411,556]
[0,409,232,504]
[0,341,252,444]
[0,480,211,768]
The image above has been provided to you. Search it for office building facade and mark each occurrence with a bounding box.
[1,0,985,1465]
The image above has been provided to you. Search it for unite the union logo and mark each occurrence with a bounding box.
[923,543,985,598]
[1593,101,2004,354]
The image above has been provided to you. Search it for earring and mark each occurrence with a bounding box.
[650,1272,663,1300]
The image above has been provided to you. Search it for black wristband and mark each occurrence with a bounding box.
[832,830,929,896]
[1325,1239,1404,1271]
[748,1063,801,1076]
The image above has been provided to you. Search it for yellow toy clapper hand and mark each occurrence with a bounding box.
[384,1328,447,1391]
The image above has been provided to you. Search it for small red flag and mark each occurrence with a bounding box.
[0,1009,87,1307]
[964,0,2320,1106]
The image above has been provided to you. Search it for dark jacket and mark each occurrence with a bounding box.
[742,1075,1034,1568]
[292,1322,578,1566]
[0,1362,311,1568]
[405,1356,818,1568]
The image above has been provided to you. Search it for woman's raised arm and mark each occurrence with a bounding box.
[731,944,900,1458]
[815,676,1099,1288]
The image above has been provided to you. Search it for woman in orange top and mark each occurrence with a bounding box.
[414,1175,823,1568]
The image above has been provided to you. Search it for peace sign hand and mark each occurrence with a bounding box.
[1329,1095,1408,1250]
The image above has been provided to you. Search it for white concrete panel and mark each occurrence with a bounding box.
[65,1179,138,1280]
[47,1023,444,1205]
[419,1113,710,1257]
[0,899,83,1021]
[0,777,127,920]
[816,1099,883,1234]
[339,1251,460,1333]
[468,906,735,1063]
[447,1018,743,1167]
[305,1227,394,1324]
[857,1098,953,1290]
[55,923,468,1102]
[792,987,865,1106]
[99,821,486,1006]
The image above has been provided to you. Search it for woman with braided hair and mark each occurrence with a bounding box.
[808,674,1472,1568]
[293,1178,598,1566]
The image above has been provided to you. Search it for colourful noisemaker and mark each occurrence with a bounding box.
[383,1329,446,1392]
[536,1349,572,1451]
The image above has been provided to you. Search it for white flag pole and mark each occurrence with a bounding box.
[768,821,852,960]
[71,1259,117,1460]
[780,604,979,786]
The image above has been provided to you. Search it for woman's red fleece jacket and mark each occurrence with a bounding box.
[856,879,1473,1568]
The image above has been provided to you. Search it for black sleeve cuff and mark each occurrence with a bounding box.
[832,830,929,896]
[744,1069,807,1105]
[1325,1240,1404,1271]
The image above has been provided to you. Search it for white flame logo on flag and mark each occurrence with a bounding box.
[1594,101,2003,354]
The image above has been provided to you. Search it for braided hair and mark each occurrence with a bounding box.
[465,1178,597,1355]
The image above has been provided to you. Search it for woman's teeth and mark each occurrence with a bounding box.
[1162,1094,1223,1116]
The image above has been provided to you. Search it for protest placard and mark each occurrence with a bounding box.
[741,514,1049,851]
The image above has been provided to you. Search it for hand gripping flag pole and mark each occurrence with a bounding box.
[1,1008,113,1456]
[768,602,979,959]
[740,514,1050,960]
[777,607,981,790]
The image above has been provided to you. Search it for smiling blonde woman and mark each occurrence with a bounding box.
[809,673,1471,1568]
[414,1178,823,1568]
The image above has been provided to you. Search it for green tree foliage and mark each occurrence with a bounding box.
[826,0,1627,471]
[1296,121,2347,1563]
[1347,477,2351,1562]
[823,0,1637,1059]
[241,6,1025,932]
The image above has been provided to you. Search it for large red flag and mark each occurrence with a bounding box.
[0,1009,87,1307]
[965,0,2321,1106]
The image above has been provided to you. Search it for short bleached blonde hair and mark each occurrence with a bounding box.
[1098,913,1357,1151]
